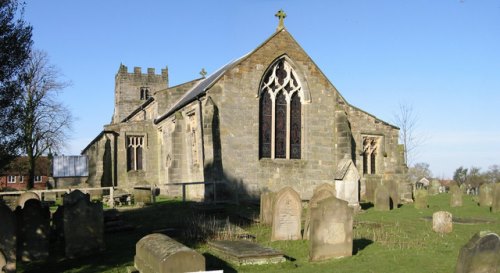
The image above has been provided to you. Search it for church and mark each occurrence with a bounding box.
[82,11,407,205]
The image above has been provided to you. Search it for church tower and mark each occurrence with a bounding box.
[112,64,168,123]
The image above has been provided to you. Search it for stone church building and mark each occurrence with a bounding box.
[82,13,407,205]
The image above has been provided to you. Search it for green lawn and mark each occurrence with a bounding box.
[20,193,500,273]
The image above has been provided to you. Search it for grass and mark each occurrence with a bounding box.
[19,193,500,273]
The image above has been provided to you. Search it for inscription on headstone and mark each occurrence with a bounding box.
[271,187,302,241]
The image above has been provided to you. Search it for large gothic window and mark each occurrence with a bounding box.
[127,136,144,171]
[259,58,303,159]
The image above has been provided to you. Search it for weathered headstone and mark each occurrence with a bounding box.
[63,189,89,206]
[271,187,302,241]
[63,190,105,258]
[432,211,453,234]
[479,183,494,207]
[414,189,428,209]
[428,180,441,195]
[52,205,64,241]
[491,184,500,213]
[450,184,463,207]
[133,185,153,206]
[334,158,359,208]
[208,240,285,265]
[260,192,275,225]
[374,185,391,211]
[455,231,500,273]
[135,233,205,273]
[16,199,50,262]
[0,202,16,273]
[364,175,382,203]
[16,191,40,209]
[309,196,353,261]
[304,184,335,240]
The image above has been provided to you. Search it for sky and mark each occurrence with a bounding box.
[23,0,500,179]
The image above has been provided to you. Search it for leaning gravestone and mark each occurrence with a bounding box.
[260,192,276,225]
[414,189,428,209]
[374,184,391,211]
[16,199,50,262]
[0,203,16,273]
[271,187,302,241]
[432,211,453,234]
[455,231,500,273]
[309,196,353,261]
[63,190,105,258]
[135,233,205,273]
[450,184,463,207]
[491,184,500,213]
[479,183,494,207]
[16,191,40,209]
[303,184,335,240]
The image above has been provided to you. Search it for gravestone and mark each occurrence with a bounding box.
[52,205,64,241]
[271,187,302,241]
[17,191,40,209]
[450,184,463,207]
[374,185,390,211]
[432,211,453,234]
[309,196,353,261]
[208,240,285,265]
[428,180,441,195]
[492,184,500,213]
[414,189,428,209]
[365,175,382,203]
[334,158,360,208]
[64,190,105,258]
[260,192,275,225]
[304,184,335,240]
[479,183,493,207]
[0,203,16,273]
[133,185,154,206]
[16,199,50,262]
[135,233,205,273]
[455,231,500,273]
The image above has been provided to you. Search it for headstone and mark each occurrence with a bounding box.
[63,190,105,258]
[260,192,275,225]
[479,183,494,207]
[365,175,382,203]
[208,240,285,265]
[432,211,453,234]
[450,184,463,207]
[0,203,16,273]
[492,184,500,213]
[428,180,441,195]
[455,231,500,273]
[271,187,302,241]
[309,196,353,261]
[414,189,428,209]
[16,191,40,209]
[52,205,64,241]
[374,185,391,211]
[16,199,50,262]
[63,189,89,206]
[304,184,335,240]
[135,233,205,273]
[334,158,360,208]
[133,186,153,206]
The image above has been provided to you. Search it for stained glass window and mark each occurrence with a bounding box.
[290,92,301,159]
[275,92,287,158]
[260,92,272,158]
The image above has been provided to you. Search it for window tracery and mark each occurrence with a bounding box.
[127,136,144,171]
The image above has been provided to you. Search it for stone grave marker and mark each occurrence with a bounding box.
[135,233,205,273]
[16,199,50,262]
[271,186,302,241]
[455,231,500,273]
[449,184,463,207]
[309,196,353,261]
[432,211,453,234]
[303,183,335,240]
[0,203,16,273]
[428,180,441,195]
[374,184,391,211]
[364,175,382,203]
[260,192,275,225]
[208,240,285,265]
[63,190,105,258]
[491,183,500,213]
[63,189,89,206]
[16,191,40,209]
[479,183,493,207]
[414,189,428,209]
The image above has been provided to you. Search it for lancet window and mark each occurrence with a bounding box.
[362,136,380,174]
[140,87,150,100]
[127,136,144,171]
[259,58,303,159]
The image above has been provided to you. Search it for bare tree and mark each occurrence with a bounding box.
[19,50,72,189]
[393,102,424,167]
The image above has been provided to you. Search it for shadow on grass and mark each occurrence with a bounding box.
[353,238,374,255]
[360,202,374,210]
[204,252,237,273]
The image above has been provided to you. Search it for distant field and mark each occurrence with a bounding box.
[21,193,500,273]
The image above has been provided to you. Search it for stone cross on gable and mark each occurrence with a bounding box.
[275,9,286,31]
[200,68,207,78]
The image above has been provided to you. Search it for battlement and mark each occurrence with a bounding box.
[117,64,169,83]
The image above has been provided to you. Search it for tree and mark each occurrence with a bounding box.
[485,165,500,183]
[393,103,424,167]
[19,50,72,189]
[467,166,485,188]
[453,166,468,186]
[408,162,433,183]
[0,0,32,169]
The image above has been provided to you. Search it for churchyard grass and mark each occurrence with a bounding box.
[19,193,500,273]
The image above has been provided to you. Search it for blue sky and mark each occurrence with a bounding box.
[23,0,500,178]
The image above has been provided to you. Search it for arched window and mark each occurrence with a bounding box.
[259,58,303,159]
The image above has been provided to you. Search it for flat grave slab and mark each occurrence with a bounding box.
[208,240,286,265]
